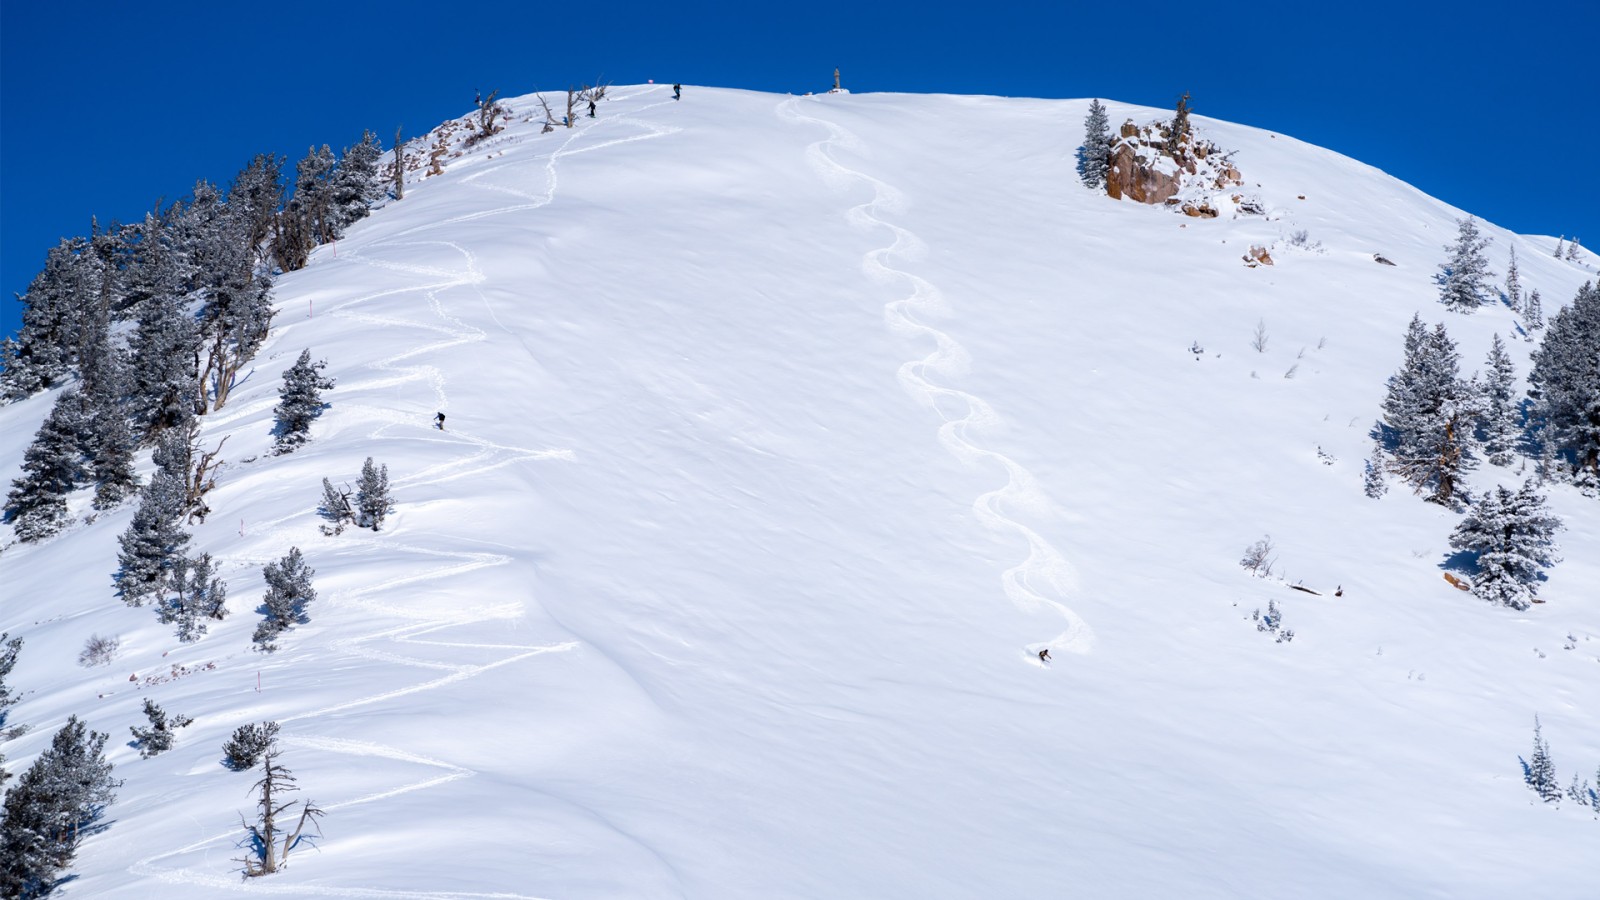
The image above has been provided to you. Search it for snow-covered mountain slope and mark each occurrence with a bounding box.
[2,85,1597,898]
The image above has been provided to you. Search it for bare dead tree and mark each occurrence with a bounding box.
[319,478,356,535]
[536,93,558,133]
[392,126,405,200]
[475,89,502,140]
[166,422,228,523]
[236,752,325,877]
[565,87,580,127]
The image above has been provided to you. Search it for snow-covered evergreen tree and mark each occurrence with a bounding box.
[1566,237,1582,261]
[1479,334,1521,466]
[115,444,192,605]
[273,350,335,453]
[1363,439,1389,498]
[1449,480,1562,610]
[1381,318,1476,504]
[1504,245,1522,312]
[1528,281,1600,488]
[75,306,141,508]
[1438,216,1493,312]
[330,130,384,233]
[0,238,96,401]
[160,552,228,642]
[129,699,192,759]
[196,229,274,412]
[1525,716,1560,803]
[1524,288,1544,332]
[0,633,21,721]
[4,391,88,542]
[1078,99,1111,190]
[226,153,286,253]
[356,457,392,531]
[0,715,121,897]
[254,548,316,651]
[1553,237,1565,258]
[127,288,200,439]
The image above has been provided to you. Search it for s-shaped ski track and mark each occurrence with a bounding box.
[779,95,1094,664]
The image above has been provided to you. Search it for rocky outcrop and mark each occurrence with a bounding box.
[1105,118,1243,209]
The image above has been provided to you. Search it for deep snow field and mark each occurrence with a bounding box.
[1,84,1597,898]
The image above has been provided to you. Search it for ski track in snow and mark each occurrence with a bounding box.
[130,87,683,897]
[780,96,1094,661]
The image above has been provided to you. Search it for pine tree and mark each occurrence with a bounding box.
[1553,236,1565,258]
[223,721,281,771]
[1528,281,1600,487]
[1449,480,1562,610]
[273,350,335,453]
[115,459,191,605]
[356,457,391,531]
[75,305,141,508]
[161,552,228,641]
[1504,245,1522,313]
[1165,91,1191,154]
[1479,334,1521,466]
[1381,319,1476,504]
[4,391,88,542]
[227,153,286,254]
[1566,237,1582,261]
[0,238,96,400]
[1078,99,1112,190]
[254,548,316,651]
[1525,288,1544,332]
[1438,217,1493,312]
[0,716,121,897]
[197,247,274,413]
[330,130,384,234]
[127,288,200,439]
[1525,716,1560,803]
[0,633,21,722]
[1363,439,1389,498]
[129,699,193,759]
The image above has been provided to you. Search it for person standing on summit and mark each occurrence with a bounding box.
[588,99,597,118]
[673,83,682,101]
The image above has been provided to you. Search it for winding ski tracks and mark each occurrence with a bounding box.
[780,96,1094,662]
[132,87,683,896]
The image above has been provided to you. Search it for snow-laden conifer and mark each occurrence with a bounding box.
[1525,288,1544,331]
[330,130,384,233]
[0,715,121,896]
[1504,245,1522,313]
[1381,318,1476,504]
[0,633,21,719]
[273,350,334,454]
[129,699,192,758]
[128,289,200,438]
[1528,281,1600,488]
[1078,99,1111,190]
[115,437,193,605]
[1438,216,1493,312]
[1479,334,1521,466]
[356,457,391,531]
[1525,716,1560,803]
[1448,480,1562,610]
[0,238,96,400]
[4,390,88,542]
[161,552,228,642]
[1363,439,1389,498]
[254,548,316,651]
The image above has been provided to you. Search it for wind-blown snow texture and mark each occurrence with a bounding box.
[2,86,1597,898]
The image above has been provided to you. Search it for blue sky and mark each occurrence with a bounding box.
[3,0,1597,341]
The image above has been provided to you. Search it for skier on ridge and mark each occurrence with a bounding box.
[673,83,682,101]
[435,412,446,431]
